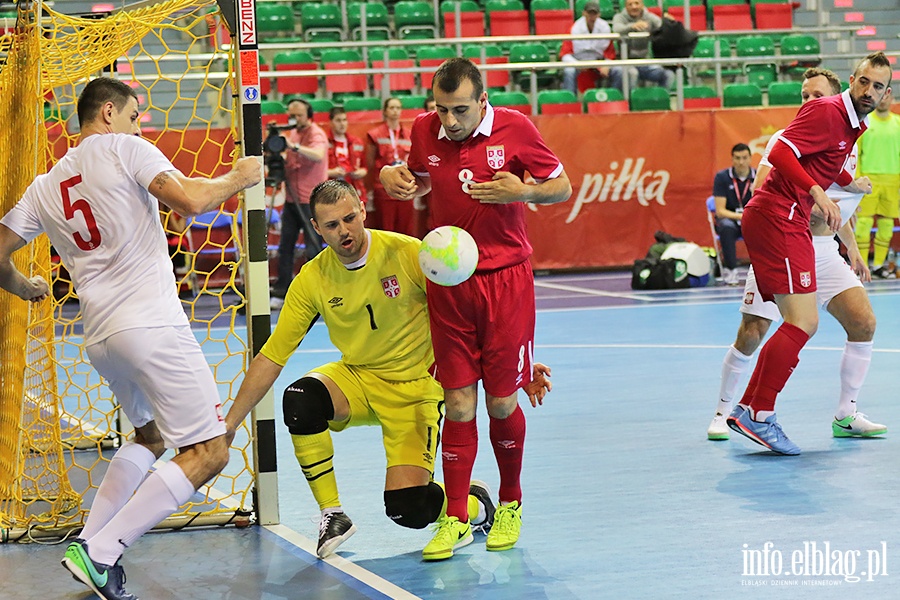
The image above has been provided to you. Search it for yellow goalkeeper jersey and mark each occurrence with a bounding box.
[260,229,434,381]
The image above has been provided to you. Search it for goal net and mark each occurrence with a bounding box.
[0,0,256,538]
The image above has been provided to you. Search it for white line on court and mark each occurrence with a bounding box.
[535,342,900,353]
[265,523,421,600]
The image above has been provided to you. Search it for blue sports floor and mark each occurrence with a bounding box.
[4,270,900,599]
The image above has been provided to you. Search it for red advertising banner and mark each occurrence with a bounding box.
[524,108,799,269]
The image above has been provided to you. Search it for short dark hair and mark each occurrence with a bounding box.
[287,98,312,118]
[803,67,841,95]
[432,58,484,101]
[424,94,435,109]
[77,77,138,128]
[309,179,360,220]
[853,51,892,78]
[329,106,347,120]
[731,143,751,156]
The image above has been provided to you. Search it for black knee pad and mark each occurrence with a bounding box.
[282,377,334,435]
[384,483,444,529]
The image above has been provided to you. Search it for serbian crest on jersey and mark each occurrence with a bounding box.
[382,275,401,298]
[799,271,812,288]
[486,145,505,169]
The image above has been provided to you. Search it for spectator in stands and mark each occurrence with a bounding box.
[272,98,328,310]
[854,89,900,278]
[712,143,755,286]
[366,97,413,236]
[326,107,367,200]
[561,1,622,94]
[424,94,436,113]
[612,0,675,89]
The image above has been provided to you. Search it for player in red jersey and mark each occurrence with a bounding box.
[726,52,892,455]
[381,58,571,560]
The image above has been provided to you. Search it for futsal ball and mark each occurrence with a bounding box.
[418,226,479,286]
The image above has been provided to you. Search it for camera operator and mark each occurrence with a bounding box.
[270,98,328,310]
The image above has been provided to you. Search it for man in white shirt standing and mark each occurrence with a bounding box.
[562,1,621,94]
[0,77,260,600]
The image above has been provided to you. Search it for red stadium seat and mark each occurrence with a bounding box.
[587,100,628,114]
[754,3,792,29]
[712,4,753,30]
[324,61,368,95]
[667,6,708,30]
[533,8,572,35]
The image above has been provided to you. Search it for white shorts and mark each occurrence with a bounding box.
[740,235,864,321]
[86,325,226,449]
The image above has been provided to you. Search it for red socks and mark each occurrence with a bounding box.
[745,322,809,414]
[490,404,526,505]
[441,418,478,521]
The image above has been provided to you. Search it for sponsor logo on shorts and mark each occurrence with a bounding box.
[382,275,401,298]
[486,145,505,170]
[800,272,812,288]
[422,452,433,463]
[744,291,755,305]
[328,296,343,308]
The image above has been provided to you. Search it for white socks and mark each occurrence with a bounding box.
[87,461,195,566]
[80,442,156,540]
[837,341,873,420]
[717,345,753,415]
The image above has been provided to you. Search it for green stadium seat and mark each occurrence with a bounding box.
[736,35,777,90]
[261,100,285,115]
[348,2,391,41]
[463,44,509,90]
[371,48,416,95]
[309,98,335,121]
[693,37,742,80]
[509,42,555,90]
[767,80,802,106]
[441,0,485,38]
[582,87,624,109]
[301,3,344,43]
[723,83,763,107]
[629,87,671,112]
[532,0,571,37]
[273,51,318,97]
[490,91,532,115]
[537,89,581,114]
[485,0,529,42]
[682,85,722,109]
[779,34,821,76]
[418,47,458,89]
[708,0,753,31]
[256,4,295,38]
[343,97,382,112]
[394,1,438,40]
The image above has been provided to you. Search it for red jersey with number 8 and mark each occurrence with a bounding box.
[407,104,564,271]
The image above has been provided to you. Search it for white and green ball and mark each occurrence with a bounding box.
[418,226,479,286]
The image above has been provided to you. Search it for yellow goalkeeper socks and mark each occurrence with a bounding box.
[291,431,340,510]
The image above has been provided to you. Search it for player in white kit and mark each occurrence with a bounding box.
[707,68,886,442]
[0,77,260,600]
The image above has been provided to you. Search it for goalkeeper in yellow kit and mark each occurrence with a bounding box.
[225,179,550,558]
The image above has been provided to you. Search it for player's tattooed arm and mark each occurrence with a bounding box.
[151,171,172,195]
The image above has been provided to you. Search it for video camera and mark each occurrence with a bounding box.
[263,121,295,187]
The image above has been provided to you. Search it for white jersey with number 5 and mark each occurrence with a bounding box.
[0,133,187,344]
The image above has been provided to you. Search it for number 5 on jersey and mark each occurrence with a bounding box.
[61,175,102,251]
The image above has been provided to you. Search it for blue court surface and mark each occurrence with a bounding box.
[4,270,900,599]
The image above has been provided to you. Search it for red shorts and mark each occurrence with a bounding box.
[742,202,816,301]
[374,190,415,237]
[427,260,535,398]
